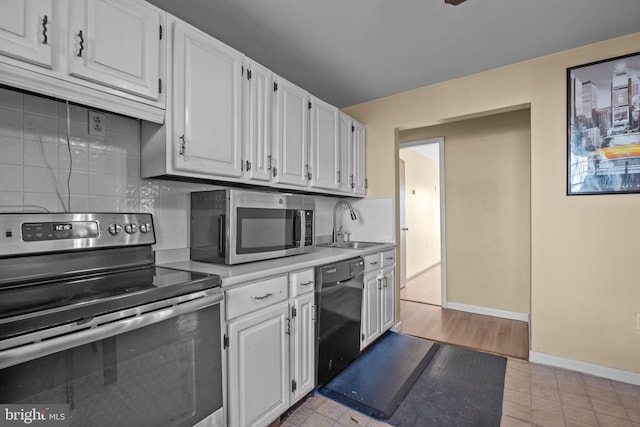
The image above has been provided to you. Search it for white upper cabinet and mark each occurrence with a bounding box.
[310,96,340,191]
[242,59,274,182]
[68,0,162,100]
[353,119,367,195]
[172,19,243,178]
[0,0,166,122]
[273,76,310,187]
[0,0,52,68]
[338,112,354,193]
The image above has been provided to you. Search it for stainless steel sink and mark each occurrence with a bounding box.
[319,241,384,250]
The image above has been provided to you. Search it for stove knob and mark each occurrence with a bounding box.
[139,223,152,233]
[108,224,123,235]
[125,223,138,234]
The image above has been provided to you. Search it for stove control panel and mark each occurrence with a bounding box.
[0,213,156,256]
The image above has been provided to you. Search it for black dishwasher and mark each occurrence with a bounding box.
[315,257,365,386]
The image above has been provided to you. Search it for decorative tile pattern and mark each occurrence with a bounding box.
[0,89,225,250]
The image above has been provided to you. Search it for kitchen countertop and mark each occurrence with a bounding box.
[159,242,396,288]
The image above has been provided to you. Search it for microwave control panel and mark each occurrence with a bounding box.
[304,210,313,246]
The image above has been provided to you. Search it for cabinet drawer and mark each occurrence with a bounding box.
[225,275,288,320]
[290,268,315,297]
[381,250,395,268]
[363,253,381,272]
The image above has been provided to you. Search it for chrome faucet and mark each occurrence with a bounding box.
[333,200,357,243]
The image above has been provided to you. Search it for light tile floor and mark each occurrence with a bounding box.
[283,358,640,427]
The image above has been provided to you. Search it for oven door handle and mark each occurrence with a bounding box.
[0,289,223,370]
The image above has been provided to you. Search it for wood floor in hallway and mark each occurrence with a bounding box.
[400,263,441,306]
[400,299,530,360]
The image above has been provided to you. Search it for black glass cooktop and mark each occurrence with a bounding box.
[0,266,221,340]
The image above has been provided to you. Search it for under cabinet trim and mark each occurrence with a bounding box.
[0,62,165,123]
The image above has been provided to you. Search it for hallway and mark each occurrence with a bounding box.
[400,263,441,306]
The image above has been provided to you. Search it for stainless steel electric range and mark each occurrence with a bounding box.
[0,213,224,427]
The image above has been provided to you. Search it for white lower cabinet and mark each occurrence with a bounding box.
[362,269,381,349]
[226,300,290,427]
[361,251,395,349]
[290,291,315,403]
[225,269,316,427]
[380,266,395,333]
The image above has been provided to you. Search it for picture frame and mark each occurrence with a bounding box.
[567,51,640,195]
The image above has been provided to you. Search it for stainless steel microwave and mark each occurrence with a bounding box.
[190,189,315,265]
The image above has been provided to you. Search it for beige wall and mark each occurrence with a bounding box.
[399,148,441,278]
[343,32,640,373]
[401,110,531,315]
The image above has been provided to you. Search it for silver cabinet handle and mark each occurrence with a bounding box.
[401,227,409,231]
[386,257,394,260]
[300,280,313,286]
[42,15,49,44]
[77,30,84,57]
[370,261,378,265]
[178,135,186,155]
[251,292,273,301]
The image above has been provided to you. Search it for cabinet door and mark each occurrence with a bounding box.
[338,113,353,193]
[172,20,243,178]
[361,270,381,349]
[353,120,366,195]
[310,97,339,191]
[0,0,52,68]
[227,302,289,427]
[290,292,315,404]
[380,267,395,333]
[273,76,309,187]
[68,0,162,100]
[243,59,273,182]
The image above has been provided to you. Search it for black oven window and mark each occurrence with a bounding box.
[236,208,296,253]
[0,305,222,427]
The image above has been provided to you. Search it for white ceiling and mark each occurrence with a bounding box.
[402,142,440,163]
[147,0,640,108]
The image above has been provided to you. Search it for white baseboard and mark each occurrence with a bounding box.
[406,262,441,282]
[392,321,403,333]
[446,302,529,322]
[529,351,640,386]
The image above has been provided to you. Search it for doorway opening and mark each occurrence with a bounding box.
[398,137,446,308]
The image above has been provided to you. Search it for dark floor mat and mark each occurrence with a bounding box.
[388,344,507,427]
[318,332,440,419]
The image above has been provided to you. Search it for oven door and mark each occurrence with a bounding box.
[0,289,224,427]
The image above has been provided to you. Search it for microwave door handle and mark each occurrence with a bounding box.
[219,215,225,256]
[297,210,305,249]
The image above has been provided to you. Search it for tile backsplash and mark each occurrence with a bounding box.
[0,87,222,251]
[0,87,393,255]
